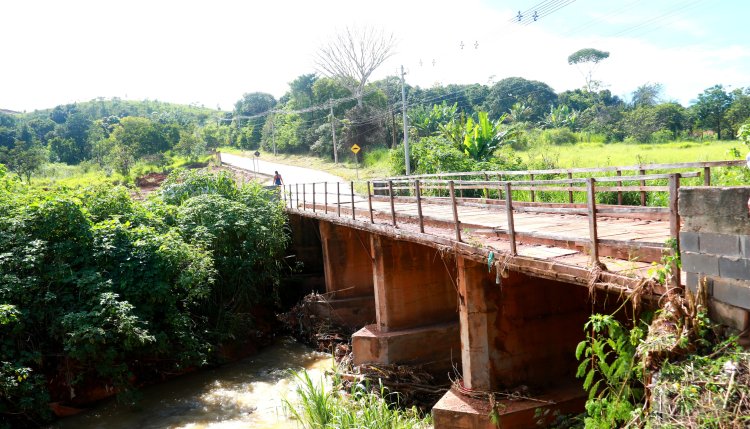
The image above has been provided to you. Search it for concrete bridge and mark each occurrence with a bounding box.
[224,156,750,428]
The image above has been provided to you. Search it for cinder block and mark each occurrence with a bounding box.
[681,251,720,276]
[712,278,750,310]
[684,215,750,236]
[741,235,750,258]
[679,231,700,253]
[679,187,750,218]
[708,299,750,332]
[699,232,740,256]
[718,256,750,281]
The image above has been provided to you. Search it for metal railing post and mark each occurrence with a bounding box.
[324,182,328,214]
[312,183,316,213]
[295,184,299,209]
[567,172,574,203]
[484,173,490,200]
[350,181,355,220]
[302,184,306,211]
[504,182,517,256]
[497,174,503,200]
[367,181,374,223]
[337,182,341,217]
[416,179,424,233]
[449,180,461,242]
[639,168,647,206]
[586,178,600,265]
[388,180,397,227]
[529,173,536,202]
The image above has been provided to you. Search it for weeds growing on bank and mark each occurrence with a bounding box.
[283,370,431,429]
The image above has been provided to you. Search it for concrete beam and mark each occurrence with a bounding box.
[370,234,458,332]
[319,221,374,298]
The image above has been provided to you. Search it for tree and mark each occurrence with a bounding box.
[726,88,750,138]
[233,92,276,148]
[7,141,47,183]
[483,77,557,122]
[631,83,662,108]
[108,116,170,157]
[568,48,610,92]
[315,26,396,107]
[653,103,688,139]
[693,85,732,139]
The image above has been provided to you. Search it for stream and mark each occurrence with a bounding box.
[51,337,330,429]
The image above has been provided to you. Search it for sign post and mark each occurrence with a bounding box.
[253,150,260,177]
[351,144,361,179]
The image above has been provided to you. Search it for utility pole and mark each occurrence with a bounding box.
[330,102,338,164]
[401,65,410,175]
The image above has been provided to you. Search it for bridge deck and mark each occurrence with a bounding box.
[295,195,664,281]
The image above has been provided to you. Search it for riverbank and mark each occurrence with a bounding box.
[51,337,331,429]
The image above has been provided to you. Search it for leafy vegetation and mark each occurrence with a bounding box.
[0,168,288,427]
[573,275,750,429]
[283,370,431,429]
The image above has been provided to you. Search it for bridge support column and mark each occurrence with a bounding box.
[456,256,498,391]
[434,270,594,429]
[352,235,460,372]
[313,221,375,329]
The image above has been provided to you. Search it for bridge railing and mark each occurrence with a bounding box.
[283,170,704,287]
[372,159,746,206]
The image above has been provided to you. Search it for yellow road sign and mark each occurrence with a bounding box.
[351,144,360,154]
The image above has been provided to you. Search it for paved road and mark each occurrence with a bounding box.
[220,152,344,185]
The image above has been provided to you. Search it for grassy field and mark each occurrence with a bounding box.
[29,155,216,188]
[520,140,746,168]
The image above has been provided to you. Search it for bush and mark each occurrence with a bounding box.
[0,171,288,426]
[542,128,577,145]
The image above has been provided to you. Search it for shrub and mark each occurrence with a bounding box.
[0,171,288,426]
[542,128,577,145]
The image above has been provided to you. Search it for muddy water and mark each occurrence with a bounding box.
[52,337,330,429]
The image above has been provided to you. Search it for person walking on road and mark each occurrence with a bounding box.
[273,171,284,186]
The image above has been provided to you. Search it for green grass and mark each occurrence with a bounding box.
[520,140,746,168]
[283,370,431,429]
[27,154,215,188]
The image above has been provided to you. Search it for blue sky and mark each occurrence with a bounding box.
[2,0,748,112]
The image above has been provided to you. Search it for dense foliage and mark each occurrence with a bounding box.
[0,168,288,427]
[2,73,750,184]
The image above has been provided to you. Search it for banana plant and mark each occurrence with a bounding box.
[462,112,517,161]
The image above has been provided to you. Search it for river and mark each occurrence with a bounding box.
[51,337,330,429]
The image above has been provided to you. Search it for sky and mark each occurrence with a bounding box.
[2,0,749,112]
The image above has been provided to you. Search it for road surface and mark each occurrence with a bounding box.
[220,152,344,185]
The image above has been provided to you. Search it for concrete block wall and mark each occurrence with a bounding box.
[679,187,750,335]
